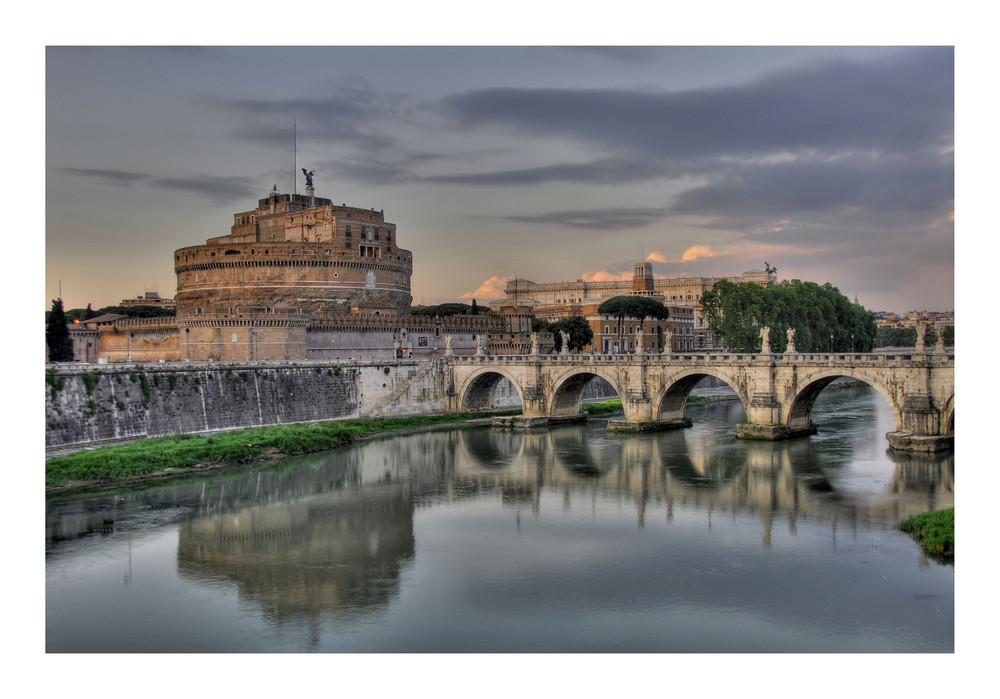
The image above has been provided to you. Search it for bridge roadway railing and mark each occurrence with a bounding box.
[449,349,953,368]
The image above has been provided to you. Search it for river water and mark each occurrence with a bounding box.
[45,384,953,652]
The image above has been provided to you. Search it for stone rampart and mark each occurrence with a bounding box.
[45,359,450,449]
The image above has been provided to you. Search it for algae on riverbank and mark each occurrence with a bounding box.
[900,508,954,558]
[46,411,517,489]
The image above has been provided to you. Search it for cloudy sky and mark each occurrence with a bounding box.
[44,42,953,315]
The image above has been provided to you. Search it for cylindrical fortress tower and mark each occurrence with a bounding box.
[174,188,413,316]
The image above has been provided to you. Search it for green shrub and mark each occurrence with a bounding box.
[900,508,954,557]
[82,373,101,395]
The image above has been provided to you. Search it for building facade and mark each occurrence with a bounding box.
[501,262,775,351]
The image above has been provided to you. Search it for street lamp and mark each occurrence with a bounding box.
[830,334,833,354]
[851,333,854,354]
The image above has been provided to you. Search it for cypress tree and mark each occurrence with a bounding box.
[46,298,74,362]
[471,298,479,316]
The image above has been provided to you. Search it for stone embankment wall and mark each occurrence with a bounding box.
[45,359,453,449]
[45,360,602,449]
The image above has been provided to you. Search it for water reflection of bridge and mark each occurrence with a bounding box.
[450,419,954,536]
[98,417,951,627]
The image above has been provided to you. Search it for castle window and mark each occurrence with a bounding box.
[345,225,352,236]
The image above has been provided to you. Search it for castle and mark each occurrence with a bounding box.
[85,176,524,363]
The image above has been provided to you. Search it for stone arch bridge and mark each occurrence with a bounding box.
[444,348,954,452]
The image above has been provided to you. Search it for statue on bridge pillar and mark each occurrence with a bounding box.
[759,326,771,354]
[530,333,539,355]
[663,329,672,354]
[635,326,643,355]
[560,330,570,355]
[915,323,927,353]
[476,335,485,356]
[785,327,796,354]
[445,335,453,356]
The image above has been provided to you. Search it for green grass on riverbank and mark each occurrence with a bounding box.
[46,410,517,488]
[46,395,734,490]
[581,395,715,416]
[581,399,623,415]
[900,508,954,558]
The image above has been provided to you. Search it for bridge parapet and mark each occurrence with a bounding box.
[445,349,953,451]
[449,350,953,370]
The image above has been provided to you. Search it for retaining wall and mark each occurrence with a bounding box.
[44,360,453,449]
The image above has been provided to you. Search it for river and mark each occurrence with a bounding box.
[45,383,953,652]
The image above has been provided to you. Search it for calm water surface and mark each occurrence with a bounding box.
[46,384,954,652]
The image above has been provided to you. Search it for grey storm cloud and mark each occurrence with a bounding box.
[61,168,153,186]
[441,48,952,160]
[208,48,953,232]
[225,80,420,153]
[64,168,259,206]
[436,47,952,231]
[670,151,954,218]
[504,207,671,230]
[425,158,671,186]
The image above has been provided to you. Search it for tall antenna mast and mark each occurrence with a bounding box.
[293,119,297,195]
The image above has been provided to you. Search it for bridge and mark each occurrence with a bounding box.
[444,343,954,452]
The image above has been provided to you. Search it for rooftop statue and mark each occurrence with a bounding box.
[302,168,315,188]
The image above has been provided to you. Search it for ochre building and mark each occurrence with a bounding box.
[175,186,413,317]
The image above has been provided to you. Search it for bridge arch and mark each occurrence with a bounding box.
[653,369,750,422]
[548,367,625,418]
[782,370,903,434]
[941,393,955,436]
[456,367,523,412]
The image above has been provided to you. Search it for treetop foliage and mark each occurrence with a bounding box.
[551,315,595,352]
[46,298,74,362]
[700,279,877,353]
[412,302,490,317]
[597,296,670,340]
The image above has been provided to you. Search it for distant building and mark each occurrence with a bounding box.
[498,263,775,351]
[120,291,176,309]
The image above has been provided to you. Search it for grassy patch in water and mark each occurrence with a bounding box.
[900,508,954,558]
[46,410,518,487]
[581,399,623,415]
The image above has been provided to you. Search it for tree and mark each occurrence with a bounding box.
[95,305,176,318]
[701,279,876,353]
[532,317,552,333]
[46,298,74,362]
[551,315,595,352]
[412,302,474,317]
[471,299,479,316]
[597,296,669,350]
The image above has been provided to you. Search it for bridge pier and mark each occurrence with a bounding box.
[608,417,692,433]
[735,423,817,441]
[493,413,589,429]
[885,431,953,452]
[884,393,952,452]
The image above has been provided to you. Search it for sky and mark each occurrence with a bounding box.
[44,43,955,315]
[19,3,994,688]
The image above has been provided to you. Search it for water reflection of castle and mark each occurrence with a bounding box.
[166,421,952,625]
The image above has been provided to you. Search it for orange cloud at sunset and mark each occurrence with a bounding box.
[647,244,723,264]
[460,275,513,300]
[580,268,623,282]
